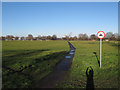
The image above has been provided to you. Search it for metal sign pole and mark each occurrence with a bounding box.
[100,39,102,68]
[97,31,105,68]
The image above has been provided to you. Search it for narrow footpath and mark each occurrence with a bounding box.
[35,41,76,88]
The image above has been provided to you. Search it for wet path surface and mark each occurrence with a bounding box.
[35,41,76,88]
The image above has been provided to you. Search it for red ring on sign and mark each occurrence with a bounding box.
[97,31,105,39]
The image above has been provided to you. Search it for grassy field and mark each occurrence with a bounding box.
[2,40,69,88]
[56,41,119,88]
[2,40,119,88]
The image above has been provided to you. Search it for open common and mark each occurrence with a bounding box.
[2,40,119,88]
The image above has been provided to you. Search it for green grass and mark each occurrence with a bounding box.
[57,41,118,88]
[2,40,69,88]
[2,40,119,88]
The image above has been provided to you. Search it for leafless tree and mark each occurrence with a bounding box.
[52,35,57,40]
[15,36,19,40]
[90,34,97,40]
[105,32,113,40]
[78,33,88,40]
[6,35,14,40]
[28,34,33,40]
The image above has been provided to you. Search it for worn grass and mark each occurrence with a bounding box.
[2,40,69,88]
[57,41,118,88]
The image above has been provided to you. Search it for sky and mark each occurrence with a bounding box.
[2,0,120,2]
[2,2,118,37]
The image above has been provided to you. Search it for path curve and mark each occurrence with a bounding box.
[35,41,76,88]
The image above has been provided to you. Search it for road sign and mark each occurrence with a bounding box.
[97,31,105,68]
[97,31,105,39]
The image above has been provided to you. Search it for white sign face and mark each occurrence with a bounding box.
[97,31,105,39]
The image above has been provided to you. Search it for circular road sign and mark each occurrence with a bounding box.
[97,31,105,39]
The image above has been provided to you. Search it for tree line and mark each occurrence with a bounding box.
[1,32,120,41]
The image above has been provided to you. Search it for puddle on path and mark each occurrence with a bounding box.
[65,56,71,58]
[71,50,75,52]
[36,41,75,88]
[69,52,74,54]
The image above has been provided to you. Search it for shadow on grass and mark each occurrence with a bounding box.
[2,51,67,88]
[86,66,94,90]
[5,49,50,58]
[3,49,50,67]
[3,51,67,76]
[93,52,100,67]
[35,51,67,63]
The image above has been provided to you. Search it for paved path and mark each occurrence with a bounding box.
[35,41,76,88]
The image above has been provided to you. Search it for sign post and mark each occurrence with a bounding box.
[97,31,105,68]
[100,39,102,68]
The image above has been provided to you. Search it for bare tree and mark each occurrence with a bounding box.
[46,35,52,40]
[6,35,14,40]
[114,33,118,40]
[90,34,97,40]
[41,36,47,40]
[105,32,113,40]
[78,33,83,40]
[110,34,116,40]
[38,35,42,40]
[52,35,57,40]
[64,35,69,40]
[20,37,25,40]
[78,33,88,40]
[83,33,88,40]
[28,34,33,40]
[73,36,77,40]
[68,32,72,38]
[1,36,6,40]
[15,36,19,40]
